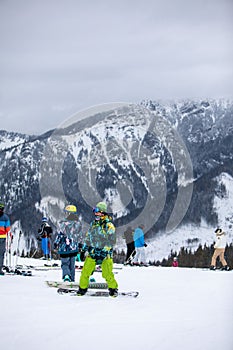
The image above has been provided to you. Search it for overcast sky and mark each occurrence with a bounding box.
[0,0,232,135]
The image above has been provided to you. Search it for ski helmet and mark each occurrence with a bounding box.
[65,204,77,213]
[96,202,107,213]
[42,217,48,222]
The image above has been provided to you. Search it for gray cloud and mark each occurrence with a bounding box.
[0,0,232,134]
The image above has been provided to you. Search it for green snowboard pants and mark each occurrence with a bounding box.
[79,255,118,289]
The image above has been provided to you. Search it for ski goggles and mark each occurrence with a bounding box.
[93,207,101,213]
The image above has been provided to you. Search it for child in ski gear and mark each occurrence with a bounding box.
[54,205,82,282]
[210,228,230,270]
[172,257,178,267]
[37,217,53,259]
[0,202,11,275]
[78,202,118,297]
[132,224,147,265]
[123,226,136,264]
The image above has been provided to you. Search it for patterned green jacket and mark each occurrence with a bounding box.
[83,215,116,261]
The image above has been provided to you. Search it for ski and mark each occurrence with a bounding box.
[202,268,232,271]
[75,267,118,274]
[16,269,32,276]
[34,266,61,271]
[57,288,139,298]
[14,263,60,270]
[46,280,108,289]
[112,264,124,270]
[3,266,32,276]
[75,265,122,272]
[15,264,61,271]
[44,263,59,267]
[11,265,33,275]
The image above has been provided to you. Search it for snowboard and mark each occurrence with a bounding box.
[46,280,108,289]
[57,287,139,298]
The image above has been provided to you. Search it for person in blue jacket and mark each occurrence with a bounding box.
[133,224,147,265]
[54,204,82,282]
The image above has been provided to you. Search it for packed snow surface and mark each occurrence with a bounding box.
[0,257,232,350]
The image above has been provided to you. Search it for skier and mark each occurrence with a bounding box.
[37,217,53,259]
[0,202,11,275]
[77,202,118,297]
[54,205,82,282]
[210,228,230,271]
[123,226,135,265]
[132,224,147,266]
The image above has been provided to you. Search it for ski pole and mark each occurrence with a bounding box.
[15,230,22,268]
[9,232,14,269]
[30,247,38,258]
[49,236,52,262]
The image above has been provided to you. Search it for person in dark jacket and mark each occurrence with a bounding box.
[0,202,11,275]
[123,226,135,265]
[38,217,53,259]
[54,205,82,282]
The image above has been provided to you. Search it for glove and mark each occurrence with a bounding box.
[90,248,95,254]
[103,246,111,252]
[144,243,147,247]
[81,243,88,252]
[78,242,84,251]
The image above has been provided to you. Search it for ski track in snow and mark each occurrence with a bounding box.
[0,257,232,350]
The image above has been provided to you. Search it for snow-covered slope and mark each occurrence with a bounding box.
[145,172,233,261]
[213,172,233,233]
[1,257,233,350]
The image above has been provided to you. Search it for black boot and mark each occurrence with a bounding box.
[109,288,118,297]
[210,266,216,270]
[221,265,230,271]
[77,287,87,296]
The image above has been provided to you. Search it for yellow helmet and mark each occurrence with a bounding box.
[65,205,77,213]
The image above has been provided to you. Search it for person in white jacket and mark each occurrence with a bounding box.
[210,228,230,270]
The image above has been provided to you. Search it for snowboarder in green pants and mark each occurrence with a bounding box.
[78,202,118,297]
